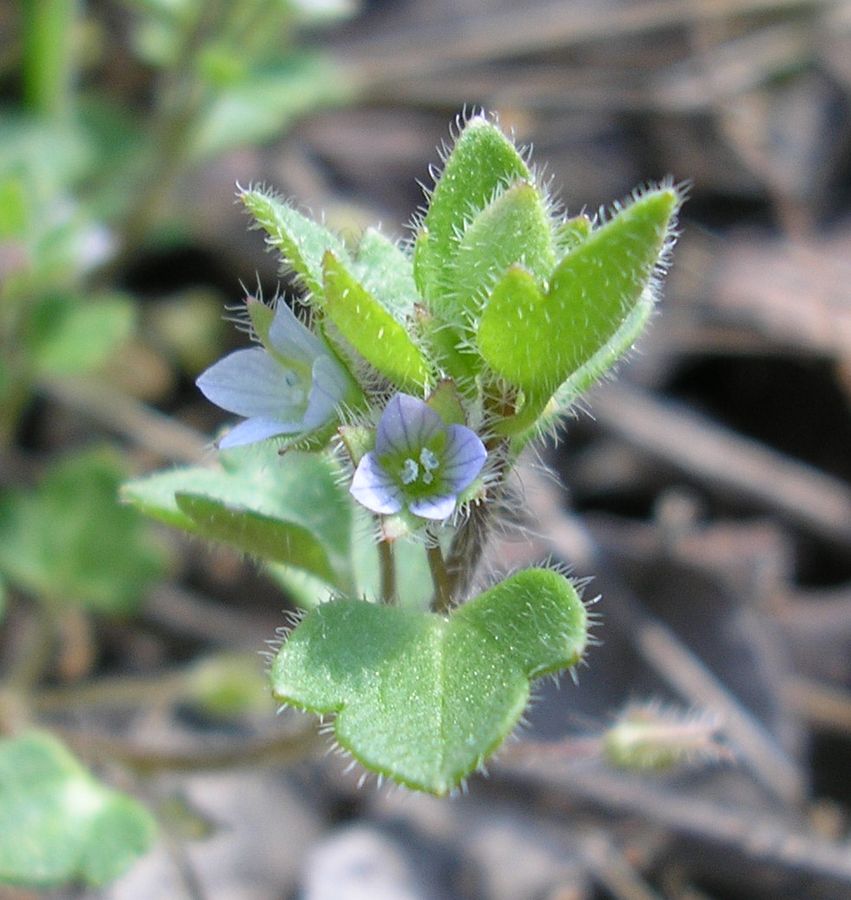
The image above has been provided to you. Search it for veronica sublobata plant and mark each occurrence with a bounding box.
[125,113,680,794]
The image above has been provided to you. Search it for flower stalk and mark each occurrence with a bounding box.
[426,543,452,615]
[378,539,397,606]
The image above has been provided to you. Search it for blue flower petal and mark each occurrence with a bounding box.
[218,416,301,449]
[376,393,443,458]
[408,494,457,520]
[350,452,404,515]
[440,424,487,493]
[302,355,350,430]
[267,301,326,366]
[197,348,307,419]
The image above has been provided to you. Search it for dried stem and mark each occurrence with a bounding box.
[54,722,319,775]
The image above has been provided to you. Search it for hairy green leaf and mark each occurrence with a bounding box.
[354,228,419,321]
[414,116,530,307]
[322,251,430,392]
[240,187,349,299]
[478,188,678,399]
[440,180,554,328]
[178,493,338,583]
[122,447,352,590]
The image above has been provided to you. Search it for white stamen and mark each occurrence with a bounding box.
[420,448,439,471]
[401,458,419,484]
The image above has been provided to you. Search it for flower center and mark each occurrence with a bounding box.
[398,447,441,491]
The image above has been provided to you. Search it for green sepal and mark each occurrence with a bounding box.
[270,567,587,795]
[246,296,275,346]
[122,448,353,592]
[426,379,466,425]
[0,731,156,887]
[440,180,554,329]
[414,116,531,306]
[321,251,431,392]
[240,187,349,299]
[478,188,678,397]
[337,424,374,467]
[457,475,486,506]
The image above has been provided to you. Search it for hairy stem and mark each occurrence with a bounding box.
[427,543,452,615]
[445,436,511,601]
[378,539,397,605]
[444,500,491,601]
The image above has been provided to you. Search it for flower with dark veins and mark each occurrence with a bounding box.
[351,393,487,520]
[197,299,355,448]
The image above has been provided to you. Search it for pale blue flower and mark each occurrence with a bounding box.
[197,300,352,448]
[350,393,487,520]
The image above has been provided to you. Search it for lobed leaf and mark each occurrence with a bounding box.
[271,568,587,794]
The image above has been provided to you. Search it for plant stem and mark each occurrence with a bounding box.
[427,543,452,615]
[445,499,490,601]
[378,539,397,605]
[445,436,511,600]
